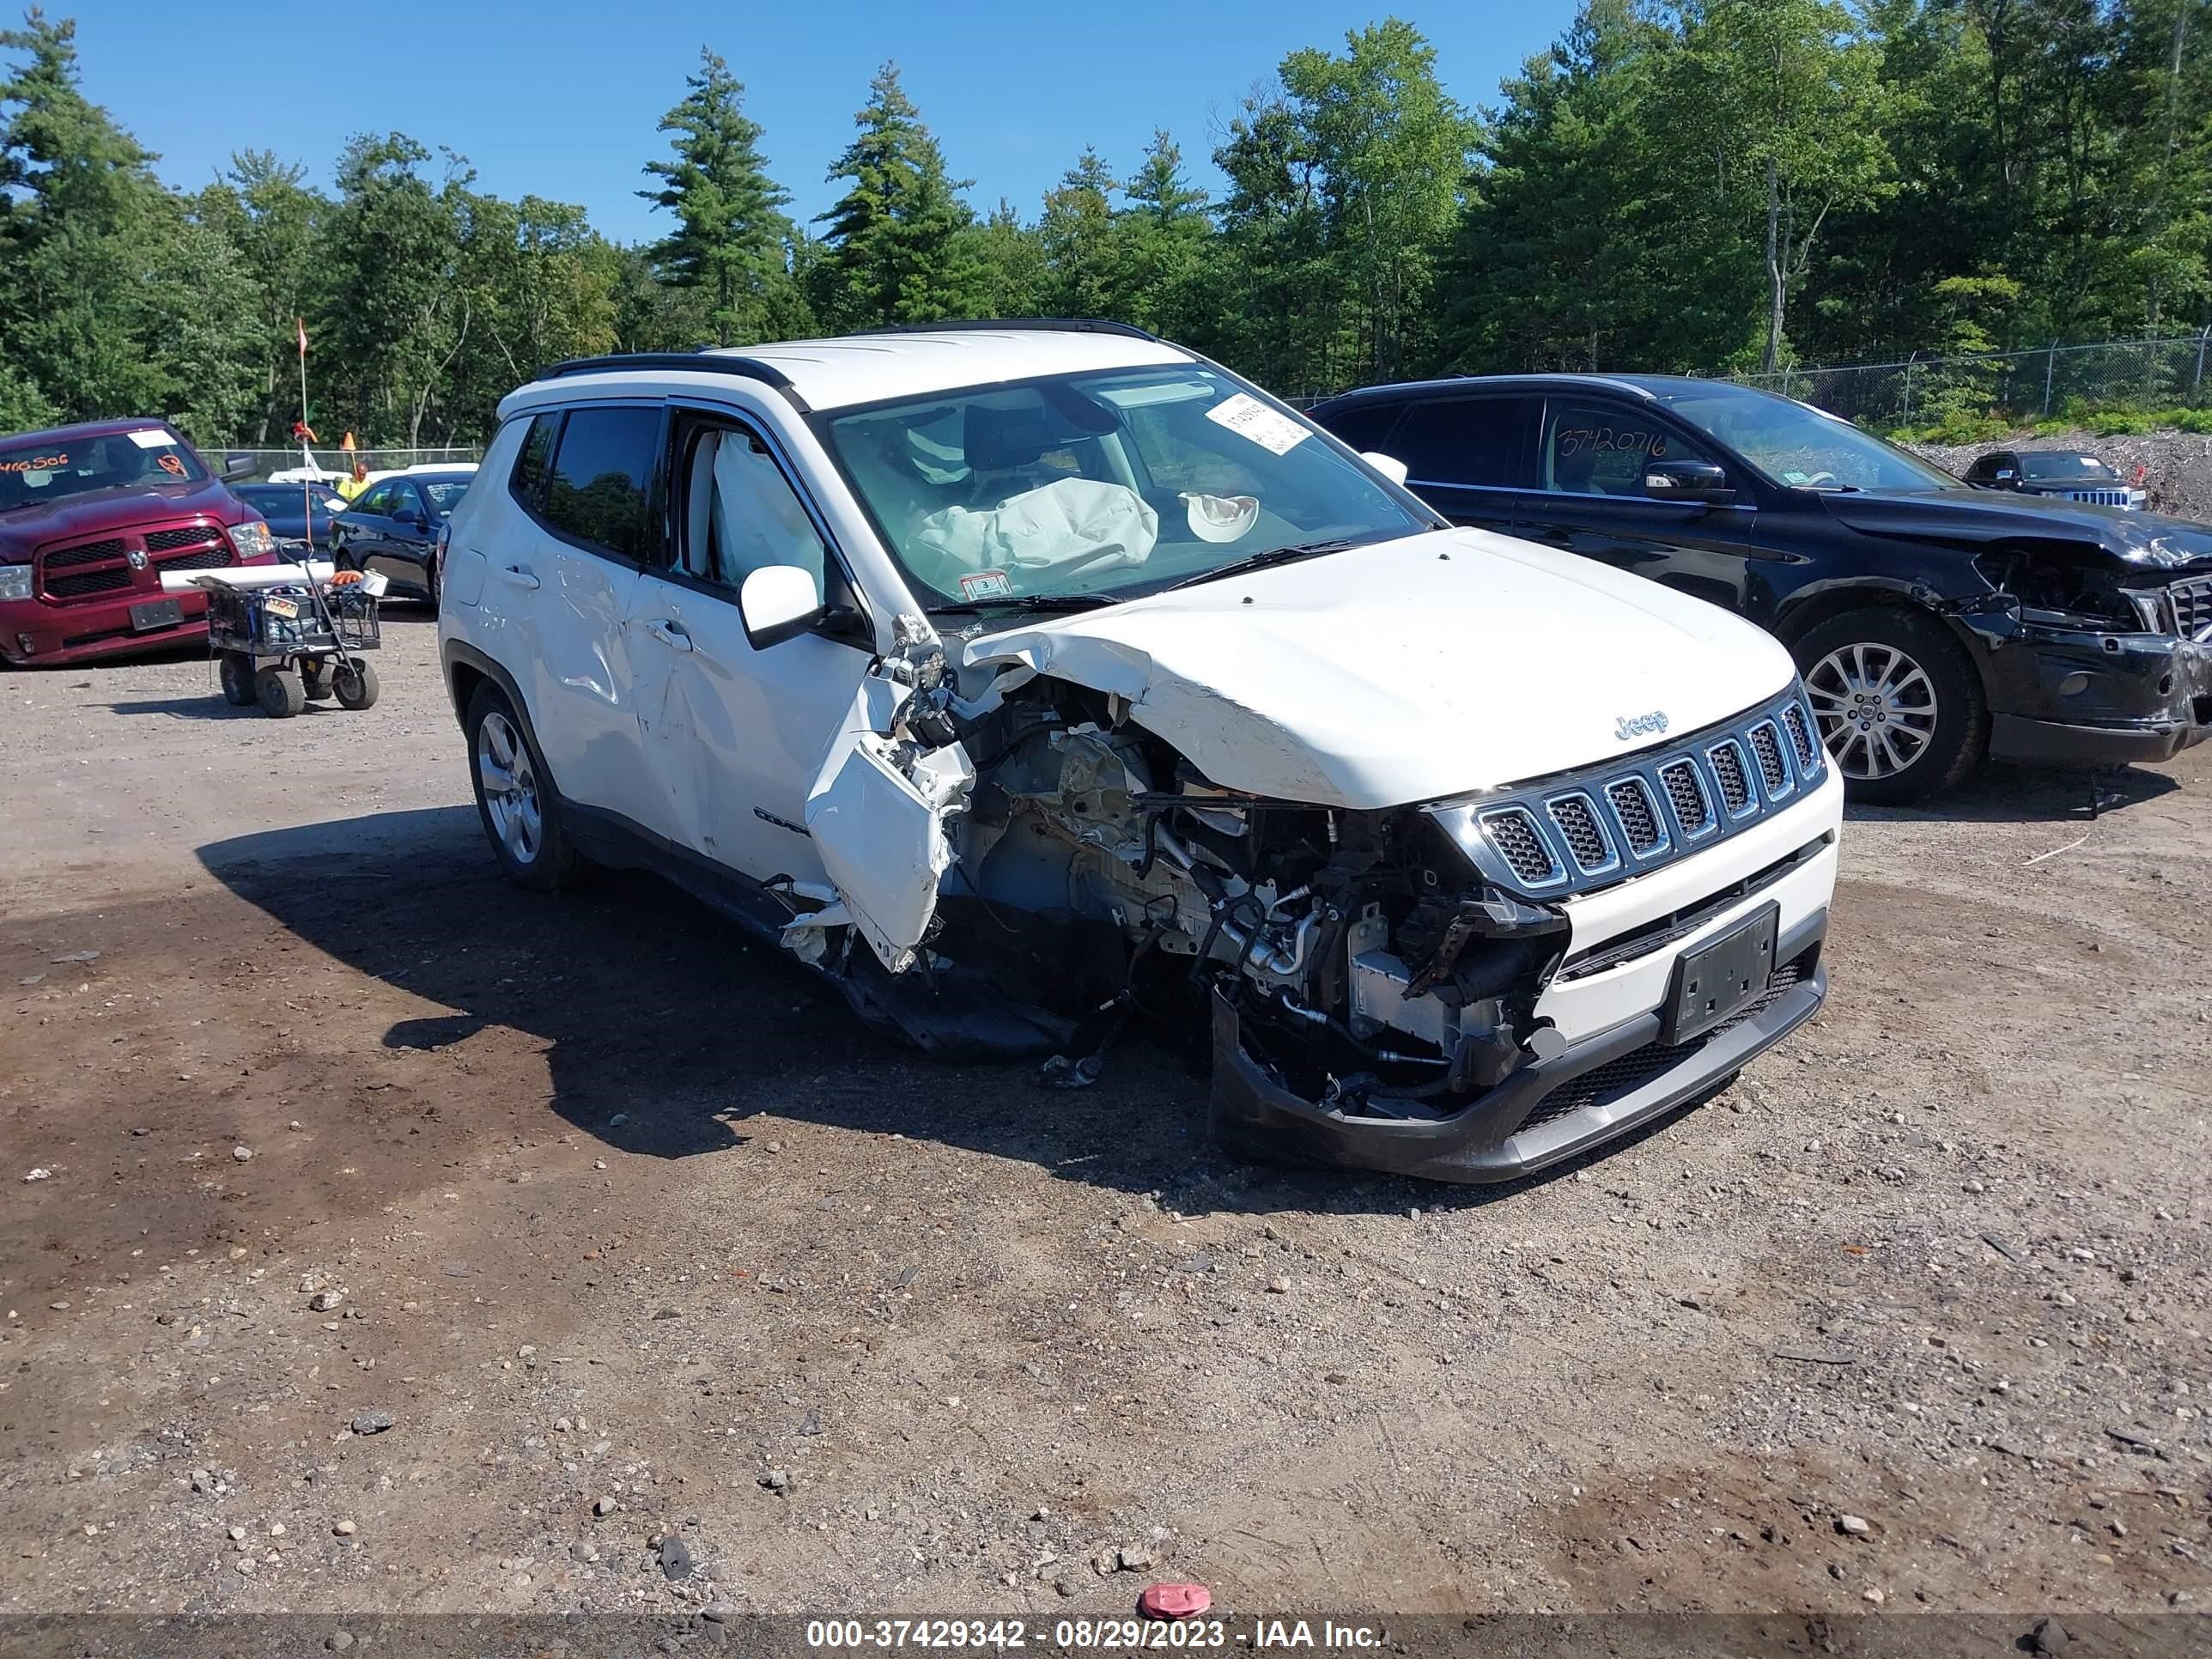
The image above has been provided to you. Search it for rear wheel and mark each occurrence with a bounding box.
[217,652,255,707]
[1794,607,1985,805]
[255,665,306,720]
[465,683,580,891]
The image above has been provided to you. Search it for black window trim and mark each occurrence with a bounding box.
[508,398,671,570]
[657,404,875,651]
[1380,392,1541,495]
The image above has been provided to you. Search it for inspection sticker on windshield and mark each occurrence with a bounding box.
[1206,392,1310,456]
[958,569,1015,602]
[125,428,177,449]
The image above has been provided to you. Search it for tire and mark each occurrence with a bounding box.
[1792,606,1986,805]
[218,652,255,707]
[332,546,356,574]
[465,682,580,891]
[424,558,441,612]
[302,662,336,701]
[332,659,380,710]
[256,665,306,720]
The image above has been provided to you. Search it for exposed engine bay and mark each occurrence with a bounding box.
[776,627,1569,1113]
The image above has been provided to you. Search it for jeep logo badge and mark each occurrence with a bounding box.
[126,549,149,570]
[1615,710,1668,741]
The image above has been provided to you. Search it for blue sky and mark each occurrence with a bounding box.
[72,2,1575,245]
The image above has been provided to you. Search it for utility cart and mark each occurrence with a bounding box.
[197,566,383,719]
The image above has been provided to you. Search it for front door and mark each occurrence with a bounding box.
[625,412,875,885]
[1512,396,1771,617]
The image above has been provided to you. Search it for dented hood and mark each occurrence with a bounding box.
[963,527,1797,809]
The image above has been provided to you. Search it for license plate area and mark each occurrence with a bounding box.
[129,598,184,632]
[1662,902,1778,1045]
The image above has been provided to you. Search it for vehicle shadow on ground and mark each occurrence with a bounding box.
[1844,760,2183,826]
[193,807,1676,1215]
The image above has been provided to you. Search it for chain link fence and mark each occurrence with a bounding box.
[221,445,483,483]
[1735,331,2212,428]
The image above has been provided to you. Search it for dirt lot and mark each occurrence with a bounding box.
[2,611,2208,1627]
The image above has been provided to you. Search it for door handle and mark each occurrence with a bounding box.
[646,619,694,652]
[497,564,539,591]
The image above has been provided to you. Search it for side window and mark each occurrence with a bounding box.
[1319,400,1402,454]
[356,483,395,516]
[542,405,661,561]
[510,412,557,507]
[1388,397,1538,489]
[1541,400,1707,496]
[678,424,828,603]
[389,482,422,519]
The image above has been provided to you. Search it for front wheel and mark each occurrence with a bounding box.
[465,683,580,891]
[255,665,306,720]
[218,652,255,707]
[1793,607,1986,805]
[332,659,380,710]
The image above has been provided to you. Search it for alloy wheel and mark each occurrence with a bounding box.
[476,710,543,865]
[1806,641,1940,781]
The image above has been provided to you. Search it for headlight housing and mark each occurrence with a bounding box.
[228,520,276,560]
[0,562,31,603]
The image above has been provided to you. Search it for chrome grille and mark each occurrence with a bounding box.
[1481,807,1561,885]
[41,538,127,572]
[1659,760,1711,836]
[1747,721,1791,798]
[144,526,220,554]
[1607,778,1664,855]
[1547,793,1616,874]
[1708,741,1753,815]
[1431,685,1826,902]
[2169,576,2212,641]
[2060,488,2130,507]
[1779,702,1817,768]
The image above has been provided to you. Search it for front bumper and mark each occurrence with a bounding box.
[1,588,216,667]
[1210,913,1828,1184]
[1972,615,2212,769]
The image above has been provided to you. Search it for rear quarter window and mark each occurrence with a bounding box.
[539,406,662,561]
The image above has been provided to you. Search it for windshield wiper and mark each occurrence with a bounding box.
[934,592,1121,615]
[1162,538,1358,592]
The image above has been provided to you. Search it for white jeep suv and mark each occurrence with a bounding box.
[437,322,1842,1183]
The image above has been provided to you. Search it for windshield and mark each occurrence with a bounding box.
[0,426,207,513]
[419,479,470,517]
[1661,386,1965,493]
[2018,453,2119,482]
[821,365,1429,608]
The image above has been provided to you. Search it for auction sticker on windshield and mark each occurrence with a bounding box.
[958,569,1014,601]
[125,428,179,449]
[1206,392,1310,457]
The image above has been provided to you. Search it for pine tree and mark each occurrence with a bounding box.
[1038,146,1121,317]
[811,63,985,329]
[1119,130,1209,337]
[639,47,803,345]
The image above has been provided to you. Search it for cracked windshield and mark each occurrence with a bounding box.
[823,365,1428,608]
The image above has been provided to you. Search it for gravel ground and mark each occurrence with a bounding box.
[2,613,2208,1625]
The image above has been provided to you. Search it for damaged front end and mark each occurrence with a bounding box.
[780,622,1830,1182]
[1963,544,2212,768]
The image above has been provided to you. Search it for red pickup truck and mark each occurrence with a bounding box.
[0,419,280,666]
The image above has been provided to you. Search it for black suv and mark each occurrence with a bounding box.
[1311,375,2212,802]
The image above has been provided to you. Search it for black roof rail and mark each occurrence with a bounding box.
[849,317,1162,342]
[540,351,799,392]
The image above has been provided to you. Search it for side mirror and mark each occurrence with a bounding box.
[223,453,258,481]
[1362,451,1411,487]
[738,563,826,651]
[1644,459,1735,505]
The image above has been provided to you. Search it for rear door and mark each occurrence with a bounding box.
[1380,393,1541,533]
[334,481,398,574]
[362,480,433,591]
[501,401,670,827]
[1513,394,1771,617]
[624,407,877,884]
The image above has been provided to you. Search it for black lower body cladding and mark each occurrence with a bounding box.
[1209,916,1828,1184]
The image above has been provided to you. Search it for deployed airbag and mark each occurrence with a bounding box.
[914,477,1158,583]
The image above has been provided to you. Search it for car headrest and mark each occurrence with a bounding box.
[963,403,1055,472]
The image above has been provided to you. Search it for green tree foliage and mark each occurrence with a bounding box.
[638,48,805,345]
[3,4,2209,449]
[810,64,986,328]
